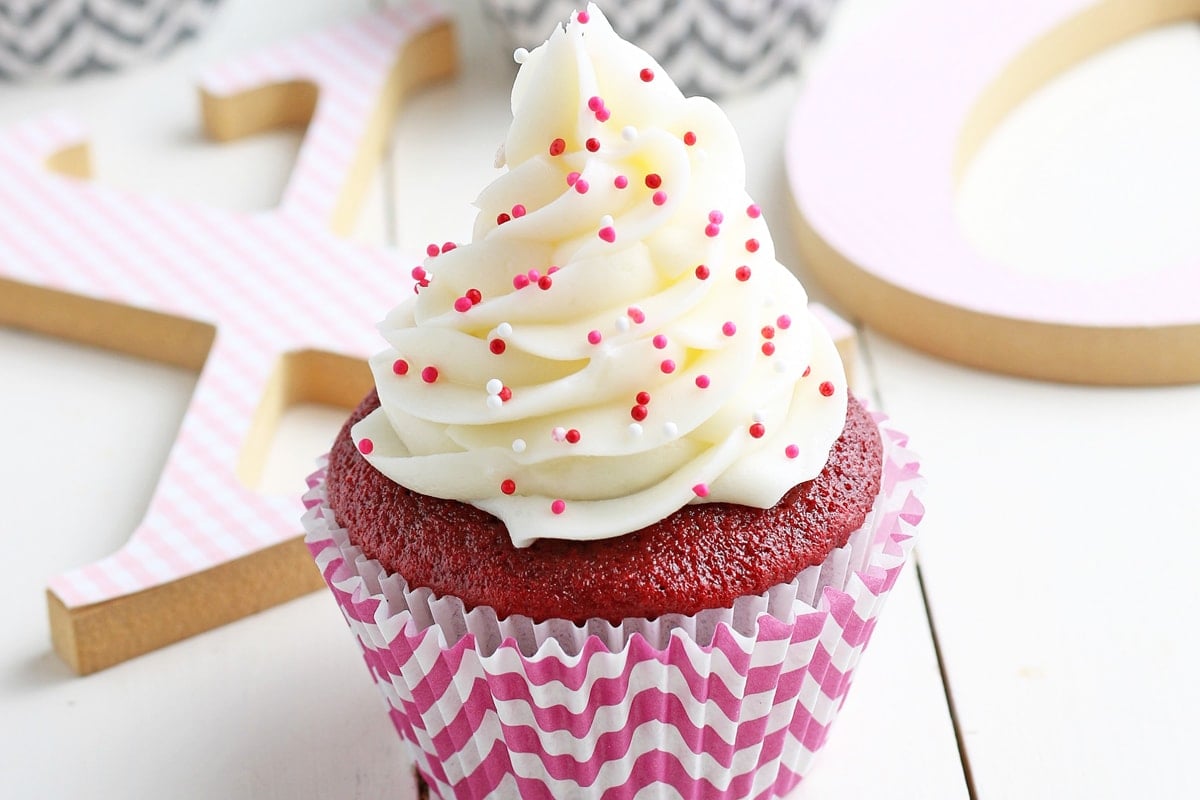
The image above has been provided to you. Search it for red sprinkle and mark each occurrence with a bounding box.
[501,479,517,495]
[745,238,760,253]
[551,499,567,514]
[596,108,611,122]
[640,68,654,82]
[749,423,766,439]
[499,386,512,401]
[695,374,711,389]
[705,223,721,237]
[496,212,511,225]
[411,266,427,281]
[421,366,439,383]
[358,438,374,455]
[735,266,752,282]
[660,359,676,374]
[645,173,662,189]
[466,288,482,304]
[635,391,651,405]
[587,96,604,112]
[631,404,649,421]
[819,381,835,397]
[762,326,775,339]
[442,242,457,252]
[392,358,409,376]
[785,444,800,459]
[538,275,553,290]
[683,131,697,146]
[803,365,812,377]
[550,138,566,156]
[761,342,776,356]
[565,428,581,444]
[585,137,600,152]
[694,264,710,280]
[489,338,506,354]
[426,243,440,257]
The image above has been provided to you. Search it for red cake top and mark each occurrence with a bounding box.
[327,391,881,624]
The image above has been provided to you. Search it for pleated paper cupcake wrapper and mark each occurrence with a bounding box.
[303,411,922,799]
[480,0,840,98]
[0,0,222,82]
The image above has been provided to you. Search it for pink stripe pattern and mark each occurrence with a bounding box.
[304,413,923,799]
[0,4,448,609]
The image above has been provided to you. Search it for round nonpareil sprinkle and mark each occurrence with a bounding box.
[735,266,752,281]
[392,358,409,376]
[694,264,710,280]
[695,374,710,389]
[722,321,737,336]
[512,438,526,453]
[749,423,766,438]
[692,483,709,497]
[421,366,439,383]
[819,381,835,397]
[785,444,800,459]
[551,499,567,514]
[501,479,516,495]
[358,438,373,455]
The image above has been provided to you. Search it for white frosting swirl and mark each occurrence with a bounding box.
[353,4,847,547]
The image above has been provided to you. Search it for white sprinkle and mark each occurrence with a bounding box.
[628,423,643,437]
[600,214,614,228]
[551,426,567,442]
[615,316,631,333]
[486,395,503,410]
[773,360,788,373]
[486,378,503,395]
[621,126,637,141]
[514,47,529,63]
[663,421,679,438]
[753,409,767,423]
[493,142,506,169]
[497,322,513,337]
[512,438,527,453]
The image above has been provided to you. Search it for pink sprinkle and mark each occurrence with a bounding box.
[709,210,724,224]
[566,171,580,187]
[527,269,540,282]
[683,131,697,146]
[538,275,553,290]
[749,423,766,439]
[762,342,776,356]
[548,265,561,274]
[819,381,835,397]
[599,226,616,242]
[411,266,427,281]
[692,483,709,498]
[803,365,812,377]
[588,96,604,112]
[694,264,710,280]
[640,68,654,82]
[614,175,629,189]
[512,204,527,218]
[722,321,737,336]
[585,137,600,152]
[426,243,440,257]
[587,329,602,345]
[454,296,472,312]
[358,438,374,455]
[596,108,611,122]
[551,499,567,515]
[652,334,668,349]
[627,306,645,324]
[393,358,409,375]
[762,326,775,339]
[705,223,720,237]
[575,179,590,194]
[442,242,457,252]
[745,238,760,253]
[577,9,590,22]
[785,444,800,459]
[660,359,676,374]
[513,273,530,289]
[777,314,792,329]
[735,265,752,281]
[695,374,711,389]
[421,366,439,383]
[652,190,667,206]
[747,204,762,218]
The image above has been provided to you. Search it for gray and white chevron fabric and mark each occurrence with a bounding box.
[0,0,222,81]
[481,0,839,97]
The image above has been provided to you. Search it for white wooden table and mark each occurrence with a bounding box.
[2,0,1196,797]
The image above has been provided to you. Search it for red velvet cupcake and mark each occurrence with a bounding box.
[304,6,923,799]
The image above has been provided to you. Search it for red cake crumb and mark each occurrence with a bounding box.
[326,392,882,624]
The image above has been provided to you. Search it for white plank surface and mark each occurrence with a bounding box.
[0,0,968,798]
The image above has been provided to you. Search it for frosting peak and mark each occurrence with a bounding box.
[353,4,847,546]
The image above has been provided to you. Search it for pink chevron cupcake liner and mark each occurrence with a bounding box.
[303,410,921,799]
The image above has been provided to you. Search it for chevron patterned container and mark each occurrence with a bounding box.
[481,0,839,97]
[0,0,222,81]
[304,413,922,799]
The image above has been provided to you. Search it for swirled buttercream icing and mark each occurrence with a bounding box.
[352,4,847,547]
